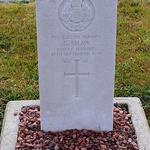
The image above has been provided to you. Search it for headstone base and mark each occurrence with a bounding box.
[0,98,150,150]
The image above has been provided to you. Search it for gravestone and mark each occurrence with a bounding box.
[36,0,118,131]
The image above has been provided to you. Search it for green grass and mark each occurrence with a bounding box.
[0,0,150,131]
[115,0,150,124]
[0,3,39,131]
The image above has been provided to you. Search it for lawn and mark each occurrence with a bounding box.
[0,0,150,132]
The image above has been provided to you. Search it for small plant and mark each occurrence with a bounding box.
[14,0,30,4]
[0,33,11,52]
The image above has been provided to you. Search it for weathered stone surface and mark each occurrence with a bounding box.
[0,98,150,150]
[36,0,118,132]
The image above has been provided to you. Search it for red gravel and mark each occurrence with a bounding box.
[16,104,139,150]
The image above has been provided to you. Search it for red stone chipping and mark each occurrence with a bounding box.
[16,105,139,150]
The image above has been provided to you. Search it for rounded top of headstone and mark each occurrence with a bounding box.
[58,0,95,32]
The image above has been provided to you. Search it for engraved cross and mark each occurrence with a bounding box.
[64,59,90,97]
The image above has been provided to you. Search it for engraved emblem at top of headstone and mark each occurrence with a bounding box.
[58,0,95,32]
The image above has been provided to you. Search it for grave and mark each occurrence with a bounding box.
[0,0,150,149]
[36,0,118,131]
[0,98,150,149]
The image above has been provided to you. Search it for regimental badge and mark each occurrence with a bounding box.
[58,0,95,32]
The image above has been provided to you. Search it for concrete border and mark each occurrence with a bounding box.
[115,97,150,150]
[0,98,150,150]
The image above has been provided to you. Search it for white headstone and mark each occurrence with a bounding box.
[36,0,118,131]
